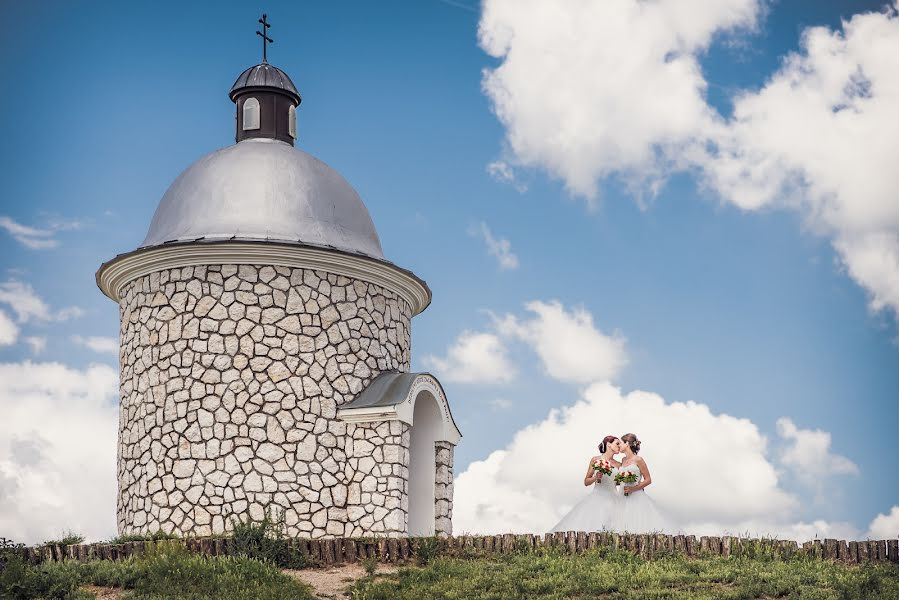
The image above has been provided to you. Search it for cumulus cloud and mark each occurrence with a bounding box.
[425,300,626,385]
[776,417,859,496]
[0,280,82,323]
[423,331,516,384]
[0,361,119,544]
[469,222,520,270]
[72,335,119,355]
[453,382,814,537]
[0,216,82,250]
[478,0,758,202]
[704,7,899,318]
[866,505,899,539]
[479,1,899,319]
[494,300,627,383]
[0,310,18,346]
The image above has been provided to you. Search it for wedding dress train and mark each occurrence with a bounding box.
[614,462,675,534]
[549,466,620,533]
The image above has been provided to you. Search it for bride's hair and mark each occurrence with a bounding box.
[598,435,617,454]
[621,433,641,454]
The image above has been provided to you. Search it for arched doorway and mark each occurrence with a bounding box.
[407,390,442,536]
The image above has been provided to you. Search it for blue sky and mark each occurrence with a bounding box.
[1,0,897,542]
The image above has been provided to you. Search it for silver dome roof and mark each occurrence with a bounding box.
[140,138,385,259]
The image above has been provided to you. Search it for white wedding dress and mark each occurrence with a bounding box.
[614,462,674,533]
[549,465,620,532]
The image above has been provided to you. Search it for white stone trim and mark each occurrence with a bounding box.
[96,241,431,315]
[338,374,461,445]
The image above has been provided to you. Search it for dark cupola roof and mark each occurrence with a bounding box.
[229,63,301,105]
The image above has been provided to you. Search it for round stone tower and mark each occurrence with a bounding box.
[97,53,460,539]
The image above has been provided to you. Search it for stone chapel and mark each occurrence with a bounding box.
[96,37,461,540]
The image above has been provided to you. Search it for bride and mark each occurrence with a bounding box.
[549,435,623,533]
[615,432,674,533]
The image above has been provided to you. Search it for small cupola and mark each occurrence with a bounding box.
[229,14,301,145]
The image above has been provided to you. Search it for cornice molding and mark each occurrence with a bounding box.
[96,241,431,315]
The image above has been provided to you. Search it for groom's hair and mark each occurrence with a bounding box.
[598,435,617,454]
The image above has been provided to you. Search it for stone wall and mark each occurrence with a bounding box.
[117,263,414,538]
[434,442,454,537]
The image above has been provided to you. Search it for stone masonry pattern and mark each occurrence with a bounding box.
[117,263,422,539]
[434,441,454,537]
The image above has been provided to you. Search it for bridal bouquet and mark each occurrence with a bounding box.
[614,471,638,485]
[592,460,614,476]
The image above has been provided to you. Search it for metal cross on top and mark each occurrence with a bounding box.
[256,13,273,63]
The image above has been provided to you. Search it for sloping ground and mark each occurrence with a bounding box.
[347,549,899,600]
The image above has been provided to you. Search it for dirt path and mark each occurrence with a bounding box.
[285,563,400,599]
[79,585,124,599]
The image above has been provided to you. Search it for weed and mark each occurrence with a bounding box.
[412,536,440,566]
[107,530,178,544]
[41,532,85,547]
[230,507,306,569]
[362,555,378,577]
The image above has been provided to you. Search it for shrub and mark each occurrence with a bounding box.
[41,532,85,547]
[412,536,440,566]
[362,555,378,577]
[108,530,178,544]
[230,507,306,569]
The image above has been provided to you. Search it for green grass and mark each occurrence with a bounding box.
[1,543,315,600]
[349,546,899,600]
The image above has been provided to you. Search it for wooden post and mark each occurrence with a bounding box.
[400,538,411,561]
[639,535,651,558]
[823,539,838,561]
[674,535,687,556]
[857,540,869,562]
[576,532,587,553]
[872,540,886,562]
[847,541,859,564]
[587,532,599,550]
[685,535,697,556]
[836,539,849,561]
[387,538,399,563]
[887,539,898,563]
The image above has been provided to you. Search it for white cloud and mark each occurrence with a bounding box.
[0,217,58,249]
[478,0,759,203]
[866,505,899,540]
[454,381,863,541]
[0,361,119,544]
[486,160,528,193]
[704,7,899,319]
[495,300,627,383]
[479,1,899,320]
[0,280,82,323]
[0,216,83,250]
[423,331,516,384]
[470,222,520,270]
[72,335,118,355]
[24,336,46,355]
[0,310,18,346]
[776,417,858,495]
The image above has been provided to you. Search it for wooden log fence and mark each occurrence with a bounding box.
[10,532,899,567]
